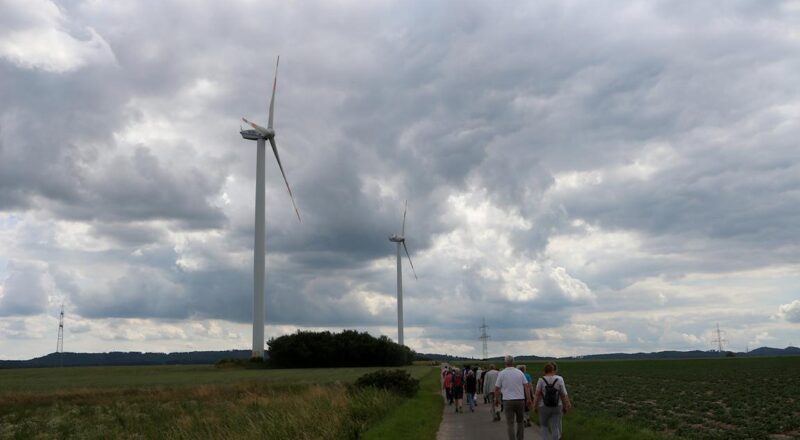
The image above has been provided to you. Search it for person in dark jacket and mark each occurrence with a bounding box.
[465,369,478,412]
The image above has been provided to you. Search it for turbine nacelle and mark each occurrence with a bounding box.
[242,118,275,139]
[389,234,404,242]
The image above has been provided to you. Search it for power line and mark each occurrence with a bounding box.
[479,318,490,360]
[711,323,727,353]
[56,304,64,367]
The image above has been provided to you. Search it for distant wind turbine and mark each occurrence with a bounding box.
[389,201,417,347]
[240,56,301,359]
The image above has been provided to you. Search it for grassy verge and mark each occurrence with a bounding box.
[361,368,443,440]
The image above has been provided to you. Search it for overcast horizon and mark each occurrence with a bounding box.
[1,0,799,361]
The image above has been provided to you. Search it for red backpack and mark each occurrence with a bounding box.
[453,375,463,386]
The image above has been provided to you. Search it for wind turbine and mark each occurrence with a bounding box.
[240,56,301,359]
[389,201,417,347]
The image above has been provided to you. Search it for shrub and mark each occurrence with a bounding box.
[354,369,420,398]
[215,357,269,369]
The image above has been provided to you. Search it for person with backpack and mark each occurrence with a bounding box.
[452,369,465,413]
[532,362,572,440]
[465,369,478,411]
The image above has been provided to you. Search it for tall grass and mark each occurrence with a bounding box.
[361,368,443,440]
[0,383,400,439]
[0,366,432,439]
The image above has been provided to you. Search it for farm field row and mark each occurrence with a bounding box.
[551,356,800,439]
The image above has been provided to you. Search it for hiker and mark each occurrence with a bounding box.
[477,366,486,401]
[518,364,533,427]
[553,362,563,436]
[532,362,572,440]
[472,366,480,404]
[465,369,477,412]
[453,369,465,413]
[494,355,528,440]
[483,364,500,421]
[443,369,454,405]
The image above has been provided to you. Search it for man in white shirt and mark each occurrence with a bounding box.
[494,355,528,440]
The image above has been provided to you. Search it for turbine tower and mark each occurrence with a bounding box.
[240,56,301,359]
[389,201,417,346]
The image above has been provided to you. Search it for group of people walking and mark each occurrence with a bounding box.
[441,355,571,440]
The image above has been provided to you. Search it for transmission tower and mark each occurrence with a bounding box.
[56,304,64,367]
[711,323,727,353]
[479,318,490,360]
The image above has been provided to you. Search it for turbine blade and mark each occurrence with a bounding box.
[268,56,279,130]
[402,241,417,279]
[401,200,407,236]
[269,137,301,222]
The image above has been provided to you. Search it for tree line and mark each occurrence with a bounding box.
[267,330,415,368]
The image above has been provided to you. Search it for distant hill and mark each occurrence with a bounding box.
[419,346,800,364]
[0,350,251,369]
[746,346,800,357]
[2,346,798,369]
[564,346,800,360]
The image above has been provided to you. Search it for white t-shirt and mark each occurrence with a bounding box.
[494,367,527,400]
[535,375,568,407]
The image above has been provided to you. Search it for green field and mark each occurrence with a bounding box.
[0,364,431,393]
[524,356,800,439]
[3,357,800,439]
[0,364,434,440]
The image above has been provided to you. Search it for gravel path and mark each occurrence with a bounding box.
[436,392,543,440]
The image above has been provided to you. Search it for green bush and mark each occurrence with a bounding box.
[354,369,420,398]
[214,357,268,369]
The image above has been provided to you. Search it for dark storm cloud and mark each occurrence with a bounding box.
[90,221,165,246]
[2,0,800,355]
[73,267,187,319]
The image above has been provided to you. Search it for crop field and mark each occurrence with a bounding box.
[551,356,800,439]
[0,364,433,440]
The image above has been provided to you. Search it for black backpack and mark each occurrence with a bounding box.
[542,377,560,407]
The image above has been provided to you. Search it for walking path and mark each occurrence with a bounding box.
[436,393,543,440]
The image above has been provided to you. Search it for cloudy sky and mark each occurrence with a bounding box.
[1,0,799,360]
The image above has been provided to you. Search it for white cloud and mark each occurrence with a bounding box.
[778,300,800,323]
[0,0,116,73]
